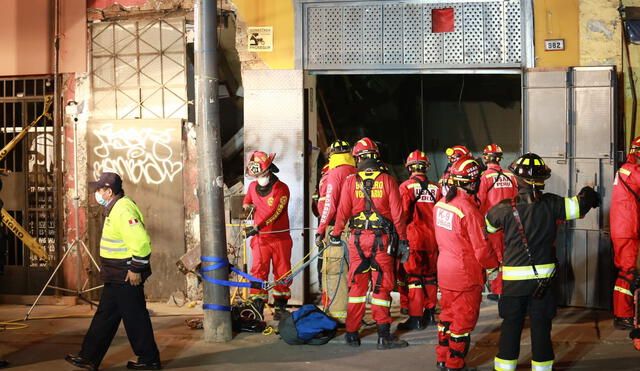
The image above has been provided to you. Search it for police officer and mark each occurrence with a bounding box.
[485,153,599,371]
[65,172,160,371]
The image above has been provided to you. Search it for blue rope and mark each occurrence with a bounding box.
[200,256,264,311]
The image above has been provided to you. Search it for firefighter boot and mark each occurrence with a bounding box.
[423,307,436,327]
[436,362,446,371]
[345,331,361,347]
[614,316,634,330]
[397,316,425,331]
[272,298,288,321]
[376,323,409,350]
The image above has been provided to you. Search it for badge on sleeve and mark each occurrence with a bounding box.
[128,218,140,226]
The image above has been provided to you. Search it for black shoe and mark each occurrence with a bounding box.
[127,360,162,370]
[487,294,500,302]
[345,331,361,347]
[0,360,8,369]
[65,354,97,371]
[272,299,289,321]
[423,307,436,327]
[614,316,635,330]
[400,308,409,315]
[376,323,409,350]
[436,361,446,371]
[397,316,425,331]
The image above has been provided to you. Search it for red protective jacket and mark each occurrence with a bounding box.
[243,179,290,235]
[476,164,518,216]
[611,153,640,239]
[333,171,407,240]
[316,173,329,220]
[399,174,439,246]
[434,190,498,291]
[317,164,357,235]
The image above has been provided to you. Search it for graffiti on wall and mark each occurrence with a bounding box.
[91,123,183,185]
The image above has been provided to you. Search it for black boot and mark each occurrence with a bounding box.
[614,316,635,330]
[376,323,409,350]
[345,331,361,347]
[397,316,425,331]
[436,361,446,371]
[423,307,435,327]
[272,298,288,321]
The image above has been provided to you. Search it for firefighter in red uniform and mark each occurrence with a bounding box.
[243,151,293,320]
[314,161,330,292]
[438,145,471,199]
[397,150,440,330]
[476,144,518,300]
[433,157,499,371]
[315,140,357,323]
[610,136,640,331]
[330,137,410,349]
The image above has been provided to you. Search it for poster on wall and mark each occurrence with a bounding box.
[87,118,185,299]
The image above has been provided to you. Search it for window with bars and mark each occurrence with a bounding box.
[0,77,57,268]
[91,19,188,120]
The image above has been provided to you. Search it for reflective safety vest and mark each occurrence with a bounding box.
[99,196,152,283]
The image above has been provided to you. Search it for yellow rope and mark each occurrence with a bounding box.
[0,314,95,331]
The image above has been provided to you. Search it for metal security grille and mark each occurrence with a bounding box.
[304,0,523,70]
[0,78,58,268]
[91,19,187,119]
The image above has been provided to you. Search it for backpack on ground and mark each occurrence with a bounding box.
[278,304,337,345]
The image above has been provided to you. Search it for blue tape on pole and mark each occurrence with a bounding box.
[203,304,231,311]
[200,256,264,288]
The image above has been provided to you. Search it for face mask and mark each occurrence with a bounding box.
[257,176,270,187]
[95,191,109,207]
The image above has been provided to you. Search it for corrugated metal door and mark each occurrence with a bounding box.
[524,67,616,309]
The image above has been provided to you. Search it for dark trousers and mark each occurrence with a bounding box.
[497,292,556,362]
[80,283,160,366]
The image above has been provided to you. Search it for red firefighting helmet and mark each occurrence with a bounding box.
[445,145,471,163]
[352,137,379,158]
[246,151,276,177]
[405,150,430,172]
[483,144,503,162]
[449,156,481,186]
[329,139,351,154]
[631,136,640,153]
[509,153,551,185]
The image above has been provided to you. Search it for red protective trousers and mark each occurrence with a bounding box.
[399,223,438,316]
[249,233,293,301]
[488,231,505,295]
[437,286,482,370]
[346,230,395,333]
[612,238,639,318]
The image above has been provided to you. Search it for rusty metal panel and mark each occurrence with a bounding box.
[86,118,185,300]
[243,69,305,305]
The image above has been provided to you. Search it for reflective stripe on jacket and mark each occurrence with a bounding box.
[100,195,152,283]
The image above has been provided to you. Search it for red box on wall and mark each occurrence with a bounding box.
[432,8,455,33]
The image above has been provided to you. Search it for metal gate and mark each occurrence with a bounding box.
[0,77,60,295]
[300,0,530,71]
[524,67,617,309]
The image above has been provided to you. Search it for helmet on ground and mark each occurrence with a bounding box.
[246,151,276,177]
[329,139,351,154]
[445,145,471,163]
[352,137,379,158]
[631,136,640,153]
[509,153,551,183]
[405,150,430,173]
[483,144,503,162]
[449,157,481,186]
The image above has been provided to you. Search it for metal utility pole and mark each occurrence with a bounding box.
[195,0,232,342]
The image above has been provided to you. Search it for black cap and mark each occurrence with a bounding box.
[89,172,123,193]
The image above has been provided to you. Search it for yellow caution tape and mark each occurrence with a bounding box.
[0,209,48,261]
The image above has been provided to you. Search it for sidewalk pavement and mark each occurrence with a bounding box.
[0,298,637,370]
